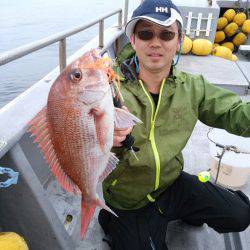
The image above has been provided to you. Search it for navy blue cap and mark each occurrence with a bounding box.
[125,0,183,37]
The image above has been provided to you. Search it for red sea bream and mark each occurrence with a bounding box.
[28,50,142,238]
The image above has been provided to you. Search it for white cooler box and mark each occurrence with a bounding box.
[209,128,250,188]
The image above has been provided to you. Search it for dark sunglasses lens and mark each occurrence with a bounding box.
[137,30,176,41]
[137,30,153,40]
[160,31,176,41]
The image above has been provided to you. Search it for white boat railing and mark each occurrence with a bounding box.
[0,0,132,72]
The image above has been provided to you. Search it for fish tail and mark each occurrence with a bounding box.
[80,198,118,239]
[81,199,96,239]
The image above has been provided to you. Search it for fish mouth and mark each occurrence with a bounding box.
[90,49,102,59]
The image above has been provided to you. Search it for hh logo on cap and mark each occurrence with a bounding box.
[155,7,168,13]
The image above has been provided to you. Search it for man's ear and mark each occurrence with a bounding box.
[177,32,184,52]
[130,34,136,50]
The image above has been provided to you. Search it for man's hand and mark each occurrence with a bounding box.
[113,126,133,147]
[113,106,132,147]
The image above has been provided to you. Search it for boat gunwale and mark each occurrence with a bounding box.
[0,8,124,68]
[0,25,125,159]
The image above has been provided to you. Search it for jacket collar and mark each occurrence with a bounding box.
[120,61,184,104]
[119,57,185,87]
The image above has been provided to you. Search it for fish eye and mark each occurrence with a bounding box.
[70,69,82,82]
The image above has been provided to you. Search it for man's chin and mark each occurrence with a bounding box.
[148,57,162,64]
[146,63,166,72]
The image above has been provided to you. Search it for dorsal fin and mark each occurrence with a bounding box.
[28,107,81,195]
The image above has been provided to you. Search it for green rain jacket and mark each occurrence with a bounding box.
[103,44,250,210]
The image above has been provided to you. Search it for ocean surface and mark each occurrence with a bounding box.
[0,0,141,108]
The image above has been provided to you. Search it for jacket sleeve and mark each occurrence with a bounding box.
[198,75,250,137]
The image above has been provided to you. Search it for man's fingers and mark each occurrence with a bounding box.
[115,135,126,142]
[113,127,132,147]
[114,126,132,136]
[113,135,126,147]
[113,106,132,147]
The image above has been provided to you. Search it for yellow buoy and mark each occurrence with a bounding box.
[223,9,236,22]
[217,17,228,30]
[231,54,238,61]
[233,32,247,47]
[221,42,234,51]
[233,12,247,26]
[242,19,250,34]
[213,43,220,49]
[224,22,238,37]
[0,232,28,250]
[212,46,233,60]
[181,36,193,54]
[198,171,211,183]
[214,31,225,43]
[191,39,213,56]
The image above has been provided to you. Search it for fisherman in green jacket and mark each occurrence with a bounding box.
[99,0,250,249]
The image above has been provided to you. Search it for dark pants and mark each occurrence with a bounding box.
[98,171,250,250]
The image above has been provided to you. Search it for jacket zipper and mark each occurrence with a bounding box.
[139,79,166,191]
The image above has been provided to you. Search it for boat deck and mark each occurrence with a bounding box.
[0,1,249,247]
[77,95,250,250]
[177,55,250,95]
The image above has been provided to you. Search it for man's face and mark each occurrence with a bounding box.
[130,20,181,74]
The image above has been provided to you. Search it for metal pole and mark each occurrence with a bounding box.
[115,38,121,56]
[232,232,243,250]
[59,39,66,73]
[246,0,250,18]
[224,234,233,250]
[99,19,104,48]
[118,10,123,29]
[123,0,129,26]
[0,8,121,67]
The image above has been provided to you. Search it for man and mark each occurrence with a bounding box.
[98,0,250,249]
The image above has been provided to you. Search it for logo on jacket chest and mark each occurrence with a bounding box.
[172,107,184,121]
[157,107,189,135]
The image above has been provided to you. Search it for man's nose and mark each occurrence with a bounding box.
[150,34,161,47]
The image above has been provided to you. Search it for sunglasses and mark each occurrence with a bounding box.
[136,30,177,41]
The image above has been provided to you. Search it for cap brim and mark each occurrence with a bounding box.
[125,9,183,37]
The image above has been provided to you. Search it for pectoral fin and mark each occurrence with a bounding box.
[114,108,142,129]
[91,107,108,153]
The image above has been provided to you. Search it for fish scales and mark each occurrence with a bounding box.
[28,49,142,239]
[48,50,114,221]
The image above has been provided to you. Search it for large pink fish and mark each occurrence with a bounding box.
[28,50,141,238]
